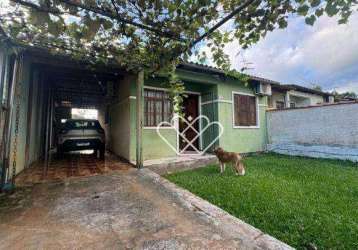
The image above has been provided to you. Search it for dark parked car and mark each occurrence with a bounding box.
[57,119,105,159]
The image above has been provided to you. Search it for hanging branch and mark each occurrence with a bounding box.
[190,0,256,48]
[58,0,183,41]
[110,0,121,16]
[11,0,69,15]
[6,0,356,74]
[165,0,256,112]
[11,0,184,41]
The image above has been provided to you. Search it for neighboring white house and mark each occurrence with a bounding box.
[267,83,334,109]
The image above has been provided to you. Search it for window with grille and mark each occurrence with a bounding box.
[144,89,172,127]
[233,93,258,127]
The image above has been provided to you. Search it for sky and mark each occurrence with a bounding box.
[219,13,358,93]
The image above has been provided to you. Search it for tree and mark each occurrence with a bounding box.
[0,0,356,73]
[311,84,323,91]
[331,90,357,101]
[0,0,356,109]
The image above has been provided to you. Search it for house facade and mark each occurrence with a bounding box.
[0,45,270,182]
[268,83,334,109]
[0,43,335,185]
[109,63,269,162]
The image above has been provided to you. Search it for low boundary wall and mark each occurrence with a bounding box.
[267,102,358,162]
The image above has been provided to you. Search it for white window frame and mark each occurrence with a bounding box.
[143,86,203,153]
[232,91,260,129]
[143,86,202,129]
[143,87,174,129]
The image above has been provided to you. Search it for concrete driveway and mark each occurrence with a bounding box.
[0,168,291,250]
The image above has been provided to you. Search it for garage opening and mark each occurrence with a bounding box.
[71,108,98,120]
[10,58,133,186]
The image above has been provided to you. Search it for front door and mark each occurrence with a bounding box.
[179,94,199,152]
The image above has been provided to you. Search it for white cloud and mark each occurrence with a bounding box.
[221,13,358,92]
[300,15,358,73]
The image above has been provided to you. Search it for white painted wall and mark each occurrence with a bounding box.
[289,95,310,107]
[268,91,286,109]
[269,90,325,109]
[288,90,324,106]
[267,103,358,161]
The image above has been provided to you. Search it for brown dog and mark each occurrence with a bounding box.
[213,147,245,176]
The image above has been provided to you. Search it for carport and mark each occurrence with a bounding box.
[0,44,144,189]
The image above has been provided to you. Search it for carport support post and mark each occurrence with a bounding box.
[1,56,19,190]
[136,70,144,169]
[285,91,291,108]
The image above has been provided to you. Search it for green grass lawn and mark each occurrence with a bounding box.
[166,153,358,249]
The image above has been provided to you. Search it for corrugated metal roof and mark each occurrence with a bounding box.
[179,61,332,97]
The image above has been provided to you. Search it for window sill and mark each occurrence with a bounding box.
[143,126,174,129]
[233,126,260,129]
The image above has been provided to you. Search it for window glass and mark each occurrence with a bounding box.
[71,108,98,119]
[144,89,172,127]
[65,120,100,129]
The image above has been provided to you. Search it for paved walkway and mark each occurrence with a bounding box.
[0,168,291,249]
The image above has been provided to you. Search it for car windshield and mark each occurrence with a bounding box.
[65,120,101,129]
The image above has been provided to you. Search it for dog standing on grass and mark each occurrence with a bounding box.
[213,147,245,176]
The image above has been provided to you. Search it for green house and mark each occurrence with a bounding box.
[109,62,269,163]
[1,44,271,180]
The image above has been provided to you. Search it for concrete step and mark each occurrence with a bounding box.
[143,154,218,175]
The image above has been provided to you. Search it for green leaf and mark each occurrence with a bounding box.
[338,18,348,24]
[310,0,321,8]
[278,19,288,29]
[305,15,316,25]
[297,5,310,16]
[48,21,62,36]
[29,9,50,26]
[82,18,101,40]
[325,2,339,17]
[101,19,113,30]
[315,8,324,17]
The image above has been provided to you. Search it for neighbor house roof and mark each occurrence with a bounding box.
[179,62,333,97]
[271,83,332,97]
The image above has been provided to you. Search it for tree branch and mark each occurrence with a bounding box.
[58,0,183,41]
[110,0,121,16]
[11,0,66,15]
[190,0,256,47]
[11,0,183,41]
